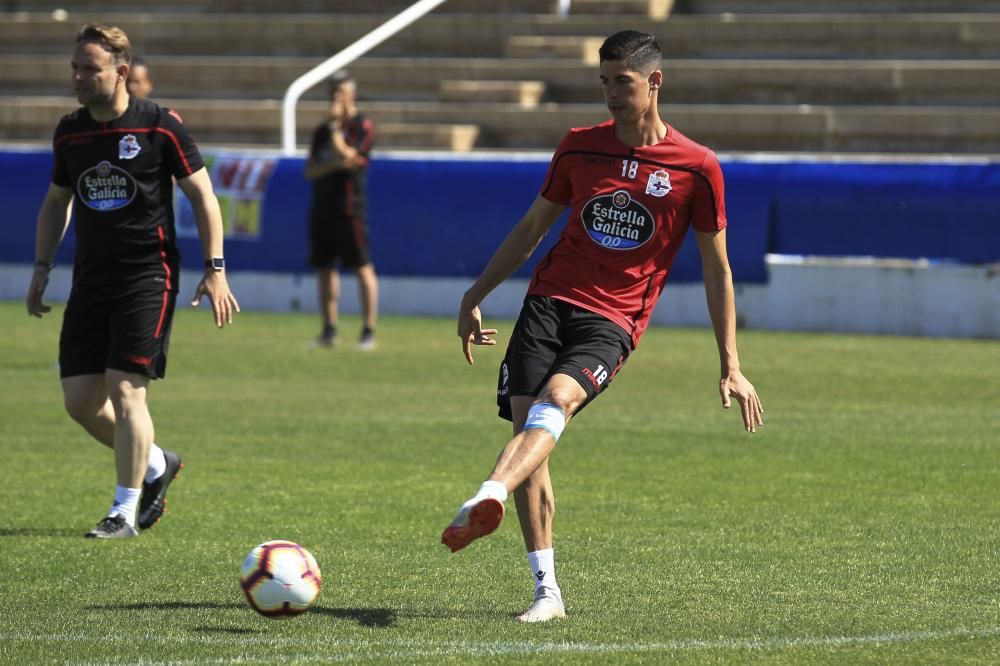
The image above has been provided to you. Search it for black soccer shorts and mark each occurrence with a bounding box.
[59,275,177,379]
[309,215,371,269]
[496,295,632,422]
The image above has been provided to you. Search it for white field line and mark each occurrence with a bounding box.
[2,626,999,664]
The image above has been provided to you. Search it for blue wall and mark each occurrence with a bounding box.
[2,149,997,285]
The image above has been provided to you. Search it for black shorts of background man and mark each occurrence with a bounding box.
[26,24,239,539]
[441,30,765,623]
[305,71,378,351]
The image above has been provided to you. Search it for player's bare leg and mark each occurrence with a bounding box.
[80,370,147,538]
[489,375,585,489]
[82,370,151,538]
[441,422,559,553]
[316,267,340,346]
[62,373,115,450]
[356,262,378,350]
[509,398,552,552]
[513,459,566,622]
[507,386,578,623]
[106,370,153,486]
[443,375,582,624]
[64,373,179,534]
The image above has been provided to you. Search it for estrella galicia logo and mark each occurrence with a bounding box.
[77,161,137,211]
[580,189,655,251]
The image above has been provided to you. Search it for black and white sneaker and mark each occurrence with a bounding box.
[356,329,376,351]
[138,449,183,530]
[313,332,337,348]
[84,514,138,539]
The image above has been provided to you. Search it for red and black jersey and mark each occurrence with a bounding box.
[531,119,727,348]
[308,114,376,223]
[51,96,203,278]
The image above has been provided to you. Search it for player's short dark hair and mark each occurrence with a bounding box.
[326,70,354,94]
[599,30,661,74]
[76,23,132,67]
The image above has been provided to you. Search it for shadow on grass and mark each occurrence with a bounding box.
[312,607,396,627]
[0,527,83,537]
[192,626,263,635]
[87,602,397,627]
[88,602,243,611]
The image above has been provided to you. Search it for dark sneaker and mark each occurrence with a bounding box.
[138,449,183,530]
[313,333,337,348]
[356,330,376,351]
[85,514,138,539]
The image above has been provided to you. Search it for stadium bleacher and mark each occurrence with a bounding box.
[1,0,1000,152]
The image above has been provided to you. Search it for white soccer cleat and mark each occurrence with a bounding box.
[516,587,566,623]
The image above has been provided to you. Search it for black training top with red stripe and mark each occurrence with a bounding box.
[532,119,727,349]
[308,114,375,223]
[50,96,204,276]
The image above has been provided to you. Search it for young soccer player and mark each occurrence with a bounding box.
[442,30,764,622]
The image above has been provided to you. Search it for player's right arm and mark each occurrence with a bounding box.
[26,183,73,317]
[458,195,566,364]
[304,149,356,180]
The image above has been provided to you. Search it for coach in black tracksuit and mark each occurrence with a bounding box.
[26,24,239,539]
[305,71,378,350]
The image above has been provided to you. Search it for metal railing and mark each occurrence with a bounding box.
[280,0,573,155]
[280,0,450,155]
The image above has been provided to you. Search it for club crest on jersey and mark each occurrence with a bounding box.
[581,189,655,251]
[645,169,671,197]
[77,160,137,211]
[118,134,141,160]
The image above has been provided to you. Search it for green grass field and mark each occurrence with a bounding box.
[1,300,998,664]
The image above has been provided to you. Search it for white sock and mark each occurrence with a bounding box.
[145,443,166,483]
[463,480,508,510]
[109,486,142,526]
[528,548,558,594]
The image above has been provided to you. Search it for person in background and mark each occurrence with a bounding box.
[304,70,378,350]
[126,55,153,99]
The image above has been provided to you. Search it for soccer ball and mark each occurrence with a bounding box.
[239,540,322,617]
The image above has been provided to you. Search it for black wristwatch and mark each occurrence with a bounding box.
[204,257,225,272]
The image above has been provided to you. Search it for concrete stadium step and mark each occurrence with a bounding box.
[23,0,1000,14]
[4,12,1000,59]
[439,80,547,108]
[676,0,1000,13]
[569,0,675,18]
[505,36,605,64]
[6,55,1000,108]
[0,96,480,152]
[5,96,1000,154]
[375,122,480,151]
[14,0,560,15]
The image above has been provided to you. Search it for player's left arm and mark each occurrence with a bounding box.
[333,115,375,171]
[177,168,240,328]
[311,116,374,176]
[696,228,763,432]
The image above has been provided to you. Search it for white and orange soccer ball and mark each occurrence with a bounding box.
[239,540,322,617]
